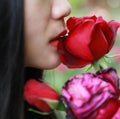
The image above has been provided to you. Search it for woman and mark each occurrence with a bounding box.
[0,0,71,119]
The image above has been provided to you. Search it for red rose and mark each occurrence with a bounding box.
[58,15,120,68]
[24,79,59,112]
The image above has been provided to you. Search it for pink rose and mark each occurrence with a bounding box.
[58,15,120,68]
[24,79,59,112]
[62,68,120,119]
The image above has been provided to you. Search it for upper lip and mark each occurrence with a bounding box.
[50,30,67,42]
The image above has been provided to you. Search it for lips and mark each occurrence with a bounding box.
[49,30,67,47]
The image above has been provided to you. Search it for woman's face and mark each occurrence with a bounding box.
[24,0,71,69]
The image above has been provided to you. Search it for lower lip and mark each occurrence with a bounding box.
[50,30,67,47]
[49,39,59,47]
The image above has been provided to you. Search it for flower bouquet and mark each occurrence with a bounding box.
[24,15,120,119]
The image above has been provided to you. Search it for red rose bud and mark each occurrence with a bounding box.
[62,68,120,119]
[58,15,120,68]
[24,79,59,112]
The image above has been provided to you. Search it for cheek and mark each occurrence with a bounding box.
[24,50,61,69]
[24,37,45,65]
[24,38,61,69]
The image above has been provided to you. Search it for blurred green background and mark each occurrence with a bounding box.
[44,0,120,118]
[69,0,120,21]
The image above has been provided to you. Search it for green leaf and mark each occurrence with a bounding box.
[28,108,51,115]
[85,64,93,72]
[55,101,66,111]
[40,98,66,111]
[98,57,108,69]
[92,61,101,71]
[40,98,59,109]
[92,56,109,71]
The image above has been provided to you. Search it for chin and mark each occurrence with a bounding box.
[30,59,60,70]
[44,60,61,69]
[25,53,61,69]
[25,62,60,70]
[42,53,61,69]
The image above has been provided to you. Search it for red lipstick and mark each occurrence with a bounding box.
[50,30,67,47]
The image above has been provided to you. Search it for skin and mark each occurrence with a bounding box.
[24,0,71,69]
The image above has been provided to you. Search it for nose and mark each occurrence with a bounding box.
[51,0,71,19]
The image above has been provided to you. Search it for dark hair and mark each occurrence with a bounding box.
[0,1,57,119]
[0,0,24,119]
